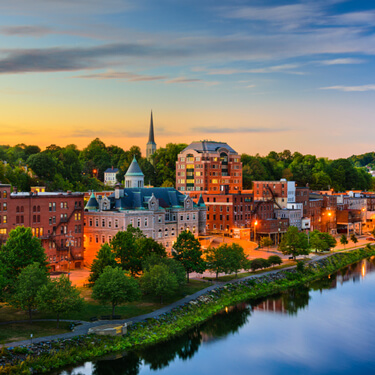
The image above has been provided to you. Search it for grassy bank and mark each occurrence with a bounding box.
[1,247,375,375]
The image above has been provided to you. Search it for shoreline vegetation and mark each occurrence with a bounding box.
[1,247,375,374]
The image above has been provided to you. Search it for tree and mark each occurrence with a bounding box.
[143,253,186,286]
[37,275,83,327]
[111,227,166,276]
[141,264,178,304]
[278,226,309,260]
[268,255,282,266]
[172,231,206,282]
[111,225,145,276]
[10,262,49,323]
[204,246,226,279]
[250,258,270,271]
[340,234,348,248]
[89,243,118,284]
[92,266,141,317]
[0,226,48,284]
[310,230,336,253]
[350,234,358,244]
[225,243,250,278]
[260,237,273,250]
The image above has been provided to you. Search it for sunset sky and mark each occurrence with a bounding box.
[1,0,375,158]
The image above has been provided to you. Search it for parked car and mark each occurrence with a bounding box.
[366,237,375,241]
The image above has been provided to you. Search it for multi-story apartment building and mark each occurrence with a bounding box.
[0,183,84,271]
[176,141,242,193]
[253,179,296,209]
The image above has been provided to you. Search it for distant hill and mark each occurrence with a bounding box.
[348,152,375,168]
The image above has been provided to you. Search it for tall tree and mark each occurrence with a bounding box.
[141,264,178,304]
[172,231,206,282]
[0,227,48,284]
[89,243,118,284]
[10,262,49,323]
[92,266,141,317]
[37,275,83,327]
[278,226,309,260]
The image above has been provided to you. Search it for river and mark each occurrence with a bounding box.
[53,257,375,375]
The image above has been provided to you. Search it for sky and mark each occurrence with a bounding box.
[1,0,375,159]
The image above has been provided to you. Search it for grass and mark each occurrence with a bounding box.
[203,261,296,282]
[0,279,208,324]
[0,321,71,344]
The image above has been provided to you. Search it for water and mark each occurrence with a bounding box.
[54,258,375,375]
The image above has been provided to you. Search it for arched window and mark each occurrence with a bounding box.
[165,228,168,237]
[158,229,162,238]
[33,206,36,212]
[16,206,19,213]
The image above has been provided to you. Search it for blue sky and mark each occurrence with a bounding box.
[1,0,375,158]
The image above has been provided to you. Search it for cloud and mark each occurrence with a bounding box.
[320,84,375,92]
[318,58,365,65]
[0,25,54,37]
[76,71,167,82]
[191,126,289,134]
[206,64,303,75]
[67,129,145,138]
[165,77,202,84]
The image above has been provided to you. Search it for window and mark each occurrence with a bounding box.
[115,219,119,228]
[102,218,105,227]
[95,218,99,227]
[171,228,175,236]
[3,203,7,211]
[60,202,64,209]
[108,220,112,228]
[158,229,162,238]
[95,235,99,243]
[144,218,148,227]
[49,203,52,212]
[53,202,56,212]
[89,218,93,227]
[102,235,105,243]
[89,235,93,243]
[53,216,56,224]
[137,218,141,227]
[3,190,7,199]
[165,228,168,237]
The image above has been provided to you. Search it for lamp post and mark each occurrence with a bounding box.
[254,220,258,244]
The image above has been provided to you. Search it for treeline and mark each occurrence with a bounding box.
[0,142,373,192]
[0,140,187,192]
[242,150,374,191]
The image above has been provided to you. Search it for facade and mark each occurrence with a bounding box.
[146,111,157,161]
[84,162,206,261]
[176,141,242,193]
[104,167,119,187]
[275,208,302,230]
[253,179,296,209]
[0,184,84,271]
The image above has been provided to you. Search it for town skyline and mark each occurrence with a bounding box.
[1,0,375,158]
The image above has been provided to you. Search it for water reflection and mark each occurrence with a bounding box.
[54,257,375,375]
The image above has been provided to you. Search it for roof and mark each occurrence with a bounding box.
[125,156,144,177]
[108,187,199,210]
[182,141,238,154]
[85,192,99,210]
[104,168,119,174]
[148,110,156,144]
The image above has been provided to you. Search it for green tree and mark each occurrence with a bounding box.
[92,266,141,317]
[141,264,178,304]
[143,254,186,286]
[10,262,49,323]
[340,234,349,248]
[225,243,249,278]
[205,246,226,279]
[37,275,83,327]
[172,231,206,282]
[350,234,358,244]
[89,243,118,284]
[268,255,282,266]
[260,237,273,250]
[310,230,336,253]
[278,226,309,260]
[0,226,48,284]
[250,258,270,271]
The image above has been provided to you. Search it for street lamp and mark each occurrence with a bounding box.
[254,220,258,244]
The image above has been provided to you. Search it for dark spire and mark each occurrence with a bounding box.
[148,110,155,144]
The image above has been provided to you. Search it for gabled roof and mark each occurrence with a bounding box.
[104,168,119,174]
[126,156,144,177]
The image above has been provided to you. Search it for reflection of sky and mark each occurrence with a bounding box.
[55,260,375,375]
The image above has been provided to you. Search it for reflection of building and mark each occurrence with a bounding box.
[0,183,84,271]
[253,298,287,314]
[84,158,206,261]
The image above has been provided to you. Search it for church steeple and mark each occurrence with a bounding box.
[146,110,157,161]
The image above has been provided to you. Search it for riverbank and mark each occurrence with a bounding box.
[1,247,375,375]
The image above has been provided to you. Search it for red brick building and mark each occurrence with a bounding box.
[253,179,296,208]
[0,184,84,271]
[176,141,242,193]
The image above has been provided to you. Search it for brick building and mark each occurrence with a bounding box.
[0,184,84,271]
[176,141,242,193]
[253,179,296,209]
